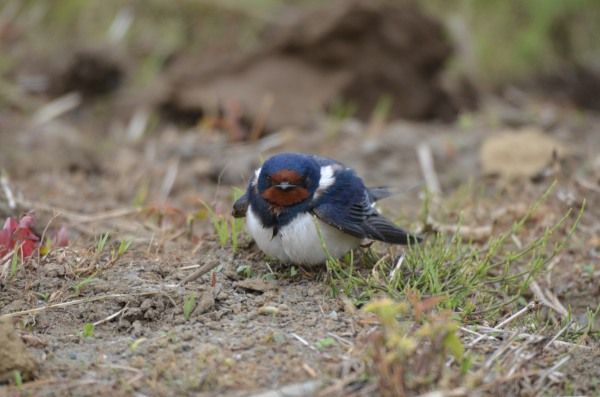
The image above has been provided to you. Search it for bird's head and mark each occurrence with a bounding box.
[256,153,321,208]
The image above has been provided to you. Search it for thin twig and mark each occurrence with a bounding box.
[575,176,600,193]
[17,198,141,224]
[100,363,144,385]
[93,305,128,326]
[159,159,179,201]
[179,264,201,271]
[3,379,97,393]
[497,301,538,328]
[0,251,13,280]
[389,254,404,280]
[177,259,220,286]
[530,281,568,317]
[534,355,570,389]
[460,326,498,341]
[483,332,520,369]
[247,380,323,397]
[473,325,592,350]
[416,387,468,397]
[32,92,81,125]
[290,333,317,351]
[428,219,492,241]
[417,143,441,196]
[126,107,149,141]
[0,291,162,319]
[107,7,134,43]
[35,212,60,265]
[468,301,536,347]
[0,170,16,210]
[544,320,573,350]
[327,332,354,347]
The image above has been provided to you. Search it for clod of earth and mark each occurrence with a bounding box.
[234,278,278,293]
[0,320,38,383]
[158,0,464,131]
[480,128,568,179]
[52,50,124,99]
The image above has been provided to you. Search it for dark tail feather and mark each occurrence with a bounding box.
[363,215,423,245]
[402,233,423,245]
[379,229,423,245]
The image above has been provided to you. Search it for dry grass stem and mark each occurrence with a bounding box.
[0,291,165,320]
[177,259,220,286]
[529,281,569,317]
[0,171,16,210]
[417,143,441,197]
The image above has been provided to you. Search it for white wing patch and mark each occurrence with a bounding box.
[314,165,337,198]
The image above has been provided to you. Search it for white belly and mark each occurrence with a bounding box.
[246,205,361,265]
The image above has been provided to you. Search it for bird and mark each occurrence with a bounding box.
[232,152,421,265]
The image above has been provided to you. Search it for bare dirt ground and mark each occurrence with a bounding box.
[1,91,600,396]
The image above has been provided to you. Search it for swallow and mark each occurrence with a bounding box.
[232,152,421,265]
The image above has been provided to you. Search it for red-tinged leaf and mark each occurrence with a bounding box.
[1,215,40,259]
[3,217,17,233]
[18,214,35,229]
[20,239,37,258]
[0,219,16,257]
[54,226,69,247]
[0,228,12,249]
[13,227,39,242]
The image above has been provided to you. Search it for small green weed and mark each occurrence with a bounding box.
[198,188,246,251]
[72,276,96,296]
[95,233,110,255]
[113,239,132,259]
[81,323,95,338]
[364,295,465,396]
[183,294,197,321]
[35,292,50,302]
[315,336,336,349]
[289,266,298,277]
[10,247,20,278]
[13,370,23,387]
[129,337,147,352]
[236,264,255,278]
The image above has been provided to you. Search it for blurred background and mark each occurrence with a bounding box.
[1,0,600,198]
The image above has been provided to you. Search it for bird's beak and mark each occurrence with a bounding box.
[275,181,296,191]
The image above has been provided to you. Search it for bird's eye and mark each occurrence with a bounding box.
[266,175,273,186]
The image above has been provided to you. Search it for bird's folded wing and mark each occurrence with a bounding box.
[312,191,420,245]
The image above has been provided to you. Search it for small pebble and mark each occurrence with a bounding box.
[258,305,280,316]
